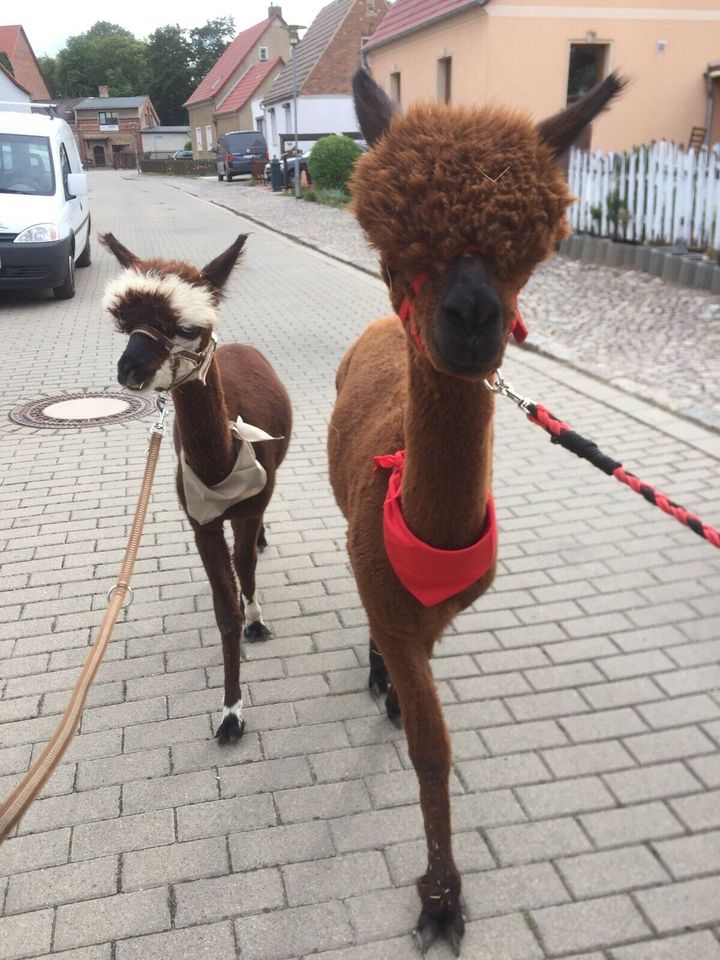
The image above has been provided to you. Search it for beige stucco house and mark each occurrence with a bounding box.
[184,6,290,159]
[364,0,720,151]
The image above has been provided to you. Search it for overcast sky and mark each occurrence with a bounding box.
[21,1,326,58]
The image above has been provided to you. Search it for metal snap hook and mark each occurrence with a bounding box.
[106,585,134,609]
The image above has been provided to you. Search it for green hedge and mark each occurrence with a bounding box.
[139,158,216,176]
[308,135,361,192]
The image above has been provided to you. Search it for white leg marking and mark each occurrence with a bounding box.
[243,595,264,624]
[222,698,243,723]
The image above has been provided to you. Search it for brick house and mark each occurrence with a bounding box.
[184,7,290,160]
[363,0,720,153]
[0,25,51,101]
[73,91,160,169]
[260,0,391,156]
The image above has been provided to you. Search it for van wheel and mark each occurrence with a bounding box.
[53,253,76,300]
[76,234,91,268]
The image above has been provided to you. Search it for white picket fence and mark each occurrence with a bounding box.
[567,141,720,251]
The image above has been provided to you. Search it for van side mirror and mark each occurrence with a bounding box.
[66,172,88,198]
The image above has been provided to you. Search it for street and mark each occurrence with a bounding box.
[1,170,720,960]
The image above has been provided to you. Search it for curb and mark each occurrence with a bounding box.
[559,234,720,293]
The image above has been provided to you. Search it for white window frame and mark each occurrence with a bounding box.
[205,124,213,151]
[259,46,269,62]
[195,126,203,151]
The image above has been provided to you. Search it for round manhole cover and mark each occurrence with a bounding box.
[9,392,157,429]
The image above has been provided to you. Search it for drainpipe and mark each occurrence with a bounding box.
[706,62,720,149]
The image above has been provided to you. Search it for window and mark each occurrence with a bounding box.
[59,143,72,199]
[283,102,291,133]
[567,43,608,103]
[259,46,269,62]
[98,111,118,128]
[438,57,452,104]
[0,133,54,195]
[256,117,264,135]
[205,124,213,151]
[269,108,277,147]
[367,0,376,12]
[390,72,401,106]
[195,126,203,151]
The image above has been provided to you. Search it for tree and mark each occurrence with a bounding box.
[56,22,150,97]
[188,17,235,87]
[38,55,59,98]
[147,25,193,124]
[0,51,14,76]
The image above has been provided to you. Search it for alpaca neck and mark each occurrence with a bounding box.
[172,359,235,487]
[401,350,495,551]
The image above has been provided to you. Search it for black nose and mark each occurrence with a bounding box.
[117,354,147,390]
[433,265,503,373]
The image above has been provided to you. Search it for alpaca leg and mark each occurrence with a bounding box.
[368,638,402,727]
[380,640,463,954]
[257,521,267,553]
[193,523,245,744]
[231,518,269,643]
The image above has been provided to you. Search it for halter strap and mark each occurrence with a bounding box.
[130,324,218,389]
[396,250,528,360]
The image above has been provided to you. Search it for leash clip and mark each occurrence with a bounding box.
[483,368,533,412]
[150,391,170,437]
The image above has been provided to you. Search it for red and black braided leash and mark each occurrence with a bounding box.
[484,370,720,550]
[526,402,720,549]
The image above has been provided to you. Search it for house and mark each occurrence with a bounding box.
[363,0,720,152]
[260,0,391,156]
[0,25,51,101]
[184,6,290,159]
[0,62,31,110]
[73,90,160,169]
[141,126,191,159]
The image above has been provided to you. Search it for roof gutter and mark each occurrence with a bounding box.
[363,0,487,53]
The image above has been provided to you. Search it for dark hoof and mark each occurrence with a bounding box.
[413,908,464,956]
[215,713,246,744]
[243,620,271,642]
[257,525,267,553]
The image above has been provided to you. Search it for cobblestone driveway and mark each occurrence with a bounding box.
[1,171,720,960]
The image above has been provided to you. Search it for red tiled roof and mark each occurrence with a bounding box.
[215,57,284,115]
[365,0,485,50]
[185,17,280,107]
[0,25,21,59]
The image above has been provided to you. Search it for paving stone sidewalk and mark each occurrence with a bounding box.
[171,175,720,431]
[0,171,719,960]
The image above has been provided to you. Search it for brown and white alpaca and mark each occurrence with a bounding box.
[328,70,625,953]
[101,233,291,743]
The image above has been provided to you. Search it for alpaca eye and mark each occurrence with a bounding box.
[177,326,200,339]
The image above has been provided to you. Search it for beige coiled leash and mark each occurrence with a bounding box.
[0,394,169,843]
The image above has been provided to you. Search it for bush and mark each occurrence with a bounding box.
[314,187,351,208]
[308,135,361,192]
[303,188,317,202]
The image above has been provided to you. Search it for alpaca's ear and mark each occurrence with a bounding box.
[201,234,248,291]
[99,233,141,269]
[537,72,628,159]
[353,69,396,146]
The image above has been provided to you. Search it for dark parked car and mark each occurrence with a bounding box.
[216,131,268,181]
[171,150,193,160]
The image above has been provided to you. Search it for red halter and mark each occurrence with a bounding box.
[396,248,528,359]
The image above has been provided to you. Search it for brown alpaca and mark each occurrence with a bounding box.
[328,70,625,953]
[101,233,291,743]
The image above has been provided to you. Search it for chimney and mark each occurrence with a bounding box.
[98,85,109,98]
[268,5,282,18]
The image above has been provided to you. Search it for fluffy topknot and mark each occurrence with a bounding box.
[350,102,572,285]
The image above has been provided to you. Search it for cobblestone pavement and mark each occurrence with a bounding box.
[171,175,720,431]
[0,170,720,960]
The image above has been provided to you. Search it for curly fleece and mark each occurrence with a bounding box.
[350,102,572,285]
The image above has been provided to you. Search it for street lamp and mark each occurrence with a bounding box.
[289,25,305,198]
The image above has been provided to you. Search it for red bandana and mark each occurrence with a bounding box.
[373,450,497,607]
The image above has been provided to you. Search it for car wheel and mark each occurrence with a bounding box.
[53,253,76,300]
[76,233,91,268]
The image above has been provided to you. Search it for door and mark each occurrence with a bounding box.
[60,140,88,258]
[93,144,106,167]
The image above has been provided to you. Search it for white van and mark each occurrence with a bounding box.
[0,109,91,299]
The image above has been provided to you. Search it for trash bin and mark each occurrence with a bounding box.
[270,157,282,192]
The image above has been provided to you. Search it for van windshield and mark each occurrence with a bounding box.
[0,134,55,196]
[225,133,266,154]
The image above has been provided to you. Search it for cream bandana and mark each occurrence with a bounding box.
[181,416,281,525]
